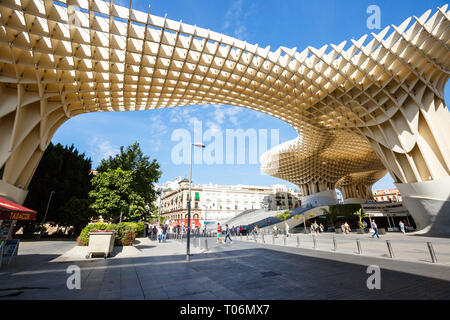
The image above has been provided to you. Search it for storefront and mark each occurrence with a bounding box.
[0,196,37,240]
[361,202,416,231]
[169,219,201,229]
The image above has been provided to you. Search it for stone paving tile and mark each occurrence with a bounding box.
[1,238,450,300]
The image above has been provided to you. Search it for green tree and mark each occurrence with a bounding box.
[97,142,161,206]
[22,143,93,234]
[89,168,147,222]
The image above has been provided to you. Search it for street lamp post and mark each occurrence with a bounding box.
[158,186,167,224]
[187,143,205,262]
[39,190,55,240]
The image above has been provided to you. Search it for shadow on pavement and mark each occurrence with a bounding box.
[1,246,449,300]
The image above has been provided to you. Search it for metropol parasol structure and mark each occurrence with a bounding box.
[0,1,449,235]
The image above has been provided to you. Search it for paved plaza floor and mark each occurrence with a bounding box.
[238,231,450,265]
[0,235,449,300]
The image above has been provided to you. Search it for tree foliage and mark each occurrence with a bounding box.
[321,205,339,228]
[97,142,161,205]
[23,143,93,233]
[90,142,161,222]
[89,168,147,222]
[353,208,368,229]
[275,210,291,221]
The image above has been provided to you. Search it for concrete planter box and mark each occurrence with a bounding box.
[378,228,386,235]
[357,229,365,234]
[335,229,343,234]
[87,231,116,258]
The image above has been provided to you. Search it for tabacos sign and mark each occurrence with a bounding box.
[0,211,36,221]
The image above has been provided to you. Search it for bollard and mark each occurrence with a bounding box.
[246,234,249,241]
[386,240,394,258]
[262,234,265,244]
[193,238,197,248]
[240,234,242,241]
[283,235,287,246]
[333,237,337,251]
[204,239,208,252]
[313,235,317,249]
[427,242,438,263]
[356,239,362,254]
[296,235,300,248]
[253,234,257,242]
[272,235,275,244]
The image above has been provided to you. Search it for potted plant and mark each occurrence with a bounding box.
[353,209,368,234]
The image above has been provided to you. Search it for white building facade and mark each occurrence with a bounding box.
[159,179,301,227]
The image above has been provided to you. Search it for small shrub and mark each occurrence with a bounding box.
[275,211,291,221]
[116,224,136,246]
[79,223,112,246]
[78,222,137,246]
[120,222,145,237]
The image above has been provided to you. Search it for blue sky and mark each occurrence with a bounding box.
[52,0,450,191]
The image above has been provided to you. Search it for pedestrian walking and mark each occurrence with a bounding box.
[399,220,406,234]
[157,225,162,243]
[319,223,324,233]
[285,222,290,237]
[363,220,368,233]
[224,224,232,244]
[162,224,168,242]
[312,220,319,235]
[344,221,350,234]
[253,225,259,236]
[152,226,157,240]
[371,219,380,239]
[216,223,222,243]
[273,225,278,237]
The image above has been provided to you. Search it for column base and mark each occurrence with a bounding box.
[396,176,450,237]
[0,180,28,205]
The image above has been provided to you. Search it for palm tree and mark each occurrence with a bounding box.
[353,208,367,229]
[321,205,337,229]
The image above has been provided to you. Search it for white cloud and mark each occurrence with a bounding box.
[206,121,222,135]
[149,114,169,136]
[223,0,250,40]
[89,137,119,165]
[152,139,162,152]
[212,105,242,126]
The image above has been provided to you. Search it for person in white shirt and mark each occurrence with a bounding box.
[157,225,163,243]
[399,221,405,234]
[285,222,290,237]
